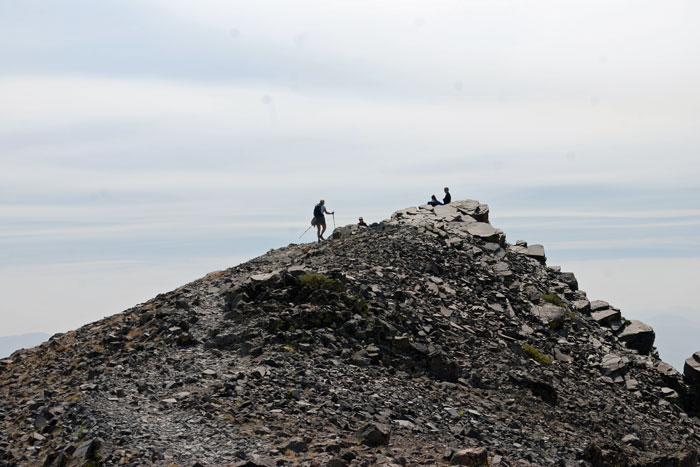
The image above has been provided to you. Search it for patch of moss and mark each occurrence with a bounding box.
[298,273,344,292]
[541,293,574,319]
[540,293,566,308]
[346,295,369,314]
[522,343,552,365]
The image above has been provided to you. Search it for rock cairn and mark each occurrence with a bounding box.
[1,200,699,466]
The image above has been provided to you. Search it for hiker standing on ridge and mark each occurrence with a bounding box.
[443,187,451,205]
[313,200,334,242]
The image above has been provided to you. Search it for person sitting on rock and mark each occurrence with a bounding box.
[443,187,451,205]
[358,217,368,227]
[427,195,443,206]
[313,199,334,242]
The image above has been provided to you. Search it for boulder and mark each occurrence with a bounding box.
[355,423,391,447]
[590,300,610,312]
[525,244,546,264]
[571,299,591,314]
[591,309,620,325]
[600,354,628,375]
[67,439,101,466]
[465,222,503,244]
[451,200,489,222]
[433,204,460,221]
[617,320,655,355]
[531,304,567,327]
[331,225,355,239]
[450,447,488,465]
[558,272,578,291]
[684,352,700,387]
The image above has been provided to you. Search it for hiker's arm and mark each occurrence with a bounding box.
[324,208,334,215]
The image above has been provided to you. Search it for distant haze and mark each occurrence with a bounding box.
[1,1,698,370]
[0,333,51,359]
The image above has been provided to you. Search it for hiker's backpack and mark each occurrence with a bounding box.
[313,204,323,217]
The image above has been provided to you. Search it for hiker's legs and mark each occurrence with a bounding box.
[321,223,327,238]
[316,224,322,240]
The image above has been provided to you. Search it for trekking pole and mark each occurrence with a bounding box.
[332,213,336,229]
[299,225,313,239]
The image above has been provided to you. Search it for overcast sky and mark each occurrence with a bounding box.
[1,0,698,368]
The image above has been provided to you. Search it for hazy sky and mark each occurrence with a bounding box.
[1,1,698,368]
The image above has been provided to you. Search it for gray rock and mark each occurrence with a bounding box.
[70,438,101,464]
[571,299,591,314]
[450,447,488,465]
[465,222,503,244]
[433,204,460,221]
[591,308,621,325]
[622,434,643,449]
[233,455,276,467]
[283,439,308,453]
[328,458,349,467]
[531,304,567,327]
[660,387,679,401]
[331,225,355,239]
[559,272,579,291]
[684,351,700,387]
[525,244,546,264]
[617,320,655,355]
[589,300,610,312]
[356,423,391,447]
[601,354,628,375]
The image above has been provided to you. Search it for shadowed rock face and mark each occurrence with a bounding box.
[618,320,656,355]
[686,352,700,387]
[1,200,698,466]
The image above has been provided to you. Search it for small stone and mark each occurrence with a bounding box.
[622,434,643,449]
[450,447,488,465]
[356,423,391,447]
[283,439,308,453]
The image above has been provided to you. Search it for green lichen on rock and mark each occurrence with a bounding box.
[522,343,552,365]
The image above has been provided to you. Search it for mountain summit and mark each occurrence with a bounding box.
[1,200,699,466]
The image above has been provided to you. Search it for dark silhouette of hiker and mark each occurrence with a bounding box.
[427,195,443,206]
[443,187,451,205]
[312,200,334,242]
[358,217,368,227]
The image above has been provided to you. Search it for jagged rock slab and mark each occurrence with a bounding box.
[617,320,655,355]
[591,308,621,324]
[685,352,700,387]
[525,244,546,264]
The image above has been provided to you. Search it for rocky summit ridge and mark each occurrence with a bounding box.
[2,199,700,467]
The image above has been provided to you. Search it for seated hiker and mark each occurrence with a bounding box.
[312,199,334,242]
[358,217,368,227]
[443,187,451,205]
[427,195,443,206]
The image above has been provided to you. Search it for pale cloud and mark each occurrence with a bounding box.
[1,0,699,365]
[560,257,700,321]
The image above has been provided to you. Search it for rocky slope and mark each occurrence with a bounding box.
[1,200,699,466]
